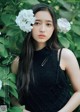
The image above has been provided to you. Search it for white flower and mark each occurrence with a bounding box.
[0,105,7,112]
[15,9,36,33]
[0,80,2,90]
[0,32,1,35]
[57,18,71,33]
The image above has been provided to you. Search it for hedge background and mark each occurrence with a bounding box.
[0,0,80,112]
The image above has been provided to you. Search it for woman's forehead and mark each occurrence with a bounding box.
[35,11,52,21]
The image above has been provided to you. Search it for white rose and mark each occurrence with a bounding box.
[57,18,71,33]
[0,80,2,90]
[15,9,36,33]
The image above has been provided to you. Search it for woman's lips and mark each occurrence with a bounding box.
[38,34,46,38]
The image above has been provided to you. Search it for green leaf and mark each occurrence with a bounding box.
[1,14,15,26]
[21,0,39,4]
[7,28,20,37]
[9,87,18,99]
[5,96,11,105]
[71,24,80,36]
[8,73,16,83]
[0,67,9,79]
[59,10,73,20]
[74,50,80,58]
[74,36,80,50]
[73,20,80,26]
[2,55,13,65]
[0,89,5,97]
[8,106,23,112]
[0,43,8,58]
[57,0,71,11]
[58,34,70,48]
[4,38,17,50]
[65,33,75,49]
[0,38,4,44]
[3,80,17,90]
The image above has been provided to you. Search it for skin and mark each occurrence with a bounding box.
[11,11,80,112]
[32,11,54,50]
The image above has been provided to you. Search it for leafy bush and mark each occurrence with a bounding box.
[0,0,80,111]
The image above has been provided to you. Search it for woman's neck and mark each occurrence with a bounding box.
[35,43,46,51]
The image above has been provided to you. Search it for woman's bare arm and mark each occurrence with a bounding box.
[58,48,80,112]
[11,56,19,74]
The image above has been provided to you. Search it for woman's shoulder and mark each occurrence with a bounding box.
[59,48,76,60]
[58,48,77,70]
[11,56,19,74]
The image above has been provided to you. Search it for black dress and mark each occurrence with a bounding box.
[20,47,71,112]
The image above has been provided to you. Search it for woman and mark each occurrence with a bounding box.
[11,3,80,112]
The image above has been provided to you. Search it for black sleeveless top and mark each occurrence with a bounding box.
[20,47,71,112]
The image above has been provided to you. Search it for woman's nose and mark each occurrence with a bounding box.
[39,24,46,32]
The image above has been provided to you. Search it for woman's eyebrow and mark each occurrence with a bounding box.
[46,20,53,23]
[35,19,53,23]
[35,19,41,22]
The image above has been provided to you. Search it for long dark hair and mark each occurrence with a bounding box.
[16,3,59,99]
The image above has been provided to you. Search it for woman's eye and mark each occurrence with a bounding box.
[46,23,52,27]
[34,22,40,25]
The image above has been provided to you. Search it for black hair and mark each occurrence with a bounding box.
[32,3,59,48]
[16,3,59,101]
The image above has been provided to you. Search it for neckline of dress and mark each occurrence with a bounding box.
[34,46,47,53]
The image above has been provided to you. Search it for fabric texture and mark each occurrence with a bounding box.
[20,47,71,112]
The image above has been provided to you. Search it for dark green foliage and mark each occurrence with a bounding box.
[0,0,80,111]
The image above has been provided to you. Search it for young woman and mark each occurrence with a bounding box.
[11,3,80,112]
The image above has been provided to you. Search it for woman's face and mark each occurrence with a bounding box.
[32,10,54,46]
